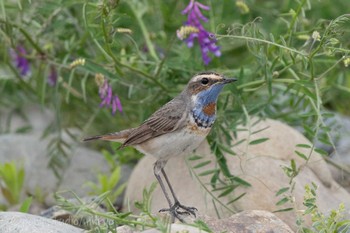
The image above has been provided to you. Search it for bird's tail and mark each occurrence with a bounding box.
[83,128,133,143]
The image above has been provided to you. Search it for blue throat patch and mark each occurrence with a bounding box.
[191,84,224,128]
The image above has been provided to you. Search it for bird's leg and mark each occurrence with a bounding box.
[154,161,197,222]
[153,162,173,209]
[156,165,197,222]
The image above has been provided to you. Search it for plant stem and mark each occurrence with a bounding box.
[0,19,45,55]
[286,0,307,46]
[127,3,159,62]
[100,18,123,76]
[217,34,306,57]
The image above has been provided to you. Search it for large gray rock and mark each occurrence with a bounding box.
[0,211,83,233]
[0,134,110,208]
[124,118,350,231]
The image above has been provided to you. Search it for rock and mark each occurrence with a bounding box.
[315,113,350,155]
[0,211,83,233]
[141,224,204,233]
[124,118,350,231]
[0,104,54,134]
[40,196,108,229]
[116,225,140,233]
[116,224,204,233]
[0,134,110,207]
[0,104,132,211]
[319,113,350,192]
[203,210,293,233]
[115,211,293,233]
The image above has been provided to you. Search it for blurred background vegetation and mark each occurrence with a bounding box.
[1,0,350,215]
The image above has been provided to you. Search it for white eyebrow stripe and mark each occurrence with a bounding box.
[194,74,222,81]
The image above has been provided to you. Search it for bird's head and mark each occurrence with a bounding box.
[184,72,237,127]
[186,71,237,107]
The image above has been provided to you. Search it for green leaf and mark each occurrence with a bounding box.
[19,197,33,213]
[296,144,312,148]
[301,227,315,233]
[0,162,25,205]
[1,187,14,204]
[226,192,246,205]
[314,148,329,156]
[295,150,308,160]
[82,60,116,78]
[193,160,211,169]
[249,137,269,145]
[230,176,251,187]
[198,169,219,176]
[291,159,297,172]
[276,197,289,206]
[303,198,316,207]
[194,219,213,232]
[318,137,332,146]
[217,143,236,155]
[218,187,234,198]
[108,166,121,187]
[273,207,294,213]
[301,87,317,100]
[232,139,247,147]
[210,170,219,189]
[276,187,289,196]
[188,155,203,161]
[295,80,314,88]
[114,183,127,198]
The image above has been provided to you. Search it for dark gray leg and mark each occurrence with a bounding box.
[154,161,197,222]
[161,168,179,202]
[153,163,173,208]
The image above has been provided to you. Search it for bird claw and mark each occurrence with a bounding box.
[159,202,198,222]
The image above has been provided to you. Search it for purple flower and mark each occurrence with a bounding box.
[10,46,31,77]
[47,65,58,87]
[179,0,221,65]
[98,78,123,115]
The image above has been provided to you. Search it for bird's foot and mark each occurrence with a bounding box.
[159,201,197,222]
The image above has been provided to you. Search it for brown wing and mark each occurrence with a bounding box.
[120,96,188,148]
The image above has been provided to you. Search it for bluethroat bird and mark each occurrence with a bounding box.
[84,72,237,222]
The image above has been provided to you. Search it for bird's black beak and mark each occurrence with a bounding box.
[222,77,238,84]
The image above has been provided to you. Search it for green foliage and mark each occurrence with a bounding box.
[300,183,350,233]
[85,164,126,211]
[54,191,151,232]
[191,219,212,232]
[134,182,157,218]
[186,154,244,215]
[1,0,350,173]
[0,162,25,206]
[1,0,350,231]
[19,196,33,213]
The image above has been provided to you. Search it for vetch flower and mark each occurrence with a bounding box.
[178,0,221,65]
[95,73,123,115]
[10,46,31,77]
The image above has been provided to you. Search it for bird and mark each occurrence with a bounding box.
[83,71,237,222]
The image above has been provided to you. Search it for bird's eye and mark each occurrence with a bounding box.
[201,78,209,85]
